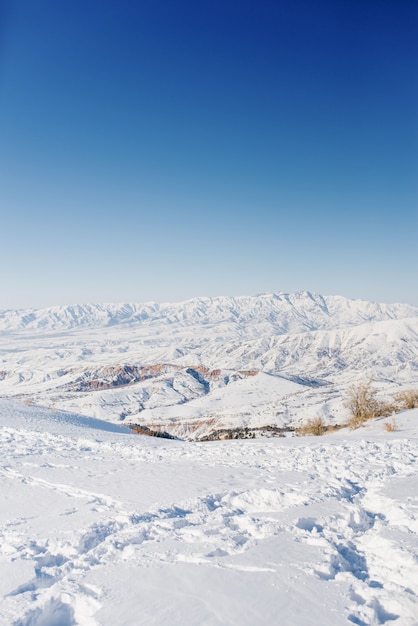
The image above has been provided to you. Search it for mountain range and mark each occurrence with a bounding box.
[1,292,417,438]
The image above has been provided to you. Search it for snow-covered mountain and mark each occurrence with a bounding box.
[1,292,417,437]
[1,291,417,332]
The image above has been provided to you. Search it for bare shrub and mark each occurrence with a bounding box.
[376,400,399,418]
[384,417,398,433]
[345,379,379,429]
[298,417,326,436]
[395,389,418,410]
[347,413,363,430]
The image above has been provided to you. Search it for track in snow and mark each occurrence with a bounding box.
[1,402,418,625]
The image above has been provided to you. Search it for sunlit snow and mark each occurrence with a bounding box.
[1,293,418,624]
[1,400,418,625]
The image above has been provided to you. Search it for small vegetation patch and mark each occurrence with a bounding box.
[296,419,345,437]
[253,425,297,437]
[395,389,418,410]
[345,378,380,429]
[128,423,177,439]
[298,417,326,437]
[384,417,398,433]
[199,427,256,441]
[198,424,298,441]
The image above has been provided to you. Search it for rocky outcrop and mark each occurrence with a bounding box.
[186,366,222,381]
[237,370,259,377]
[71,364,176,392]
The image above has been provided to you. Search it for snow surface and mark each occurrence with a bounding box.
[1,399,418,625]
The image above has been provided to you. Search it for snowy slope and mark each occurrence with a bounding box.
[0,292,417,437]
[1,400,417,625]
[0,292,417,332]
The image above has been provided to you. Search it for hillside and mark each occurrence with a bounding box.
[1,399,417,625]
[0,292,417,438]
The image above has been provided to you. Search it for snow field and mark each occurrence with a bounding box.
[1,401,418,625]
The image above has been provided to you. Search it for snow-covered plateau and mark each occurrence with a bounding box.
[0,292,417,437]
[1,292,418,624]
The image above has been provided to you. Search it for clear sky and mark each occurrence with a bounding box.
[0,0,417,309]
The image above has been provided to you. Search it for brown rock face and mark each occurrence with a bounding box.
[72,364,175,392]
[187,366,222,381]
[67,364,259,393]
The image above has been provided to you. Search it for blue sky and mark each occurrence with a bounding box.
[0,0,417,308]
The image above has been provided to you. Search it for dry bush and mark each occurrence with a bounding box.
[384,417,398,433]
[376,400,399,418]
[345,379,379,429]
[348,412,366,430]
[298,417,326,436]
[395,389,418,410]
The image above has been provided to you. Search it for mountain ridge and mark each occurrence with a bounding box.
[1,291,417,333]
